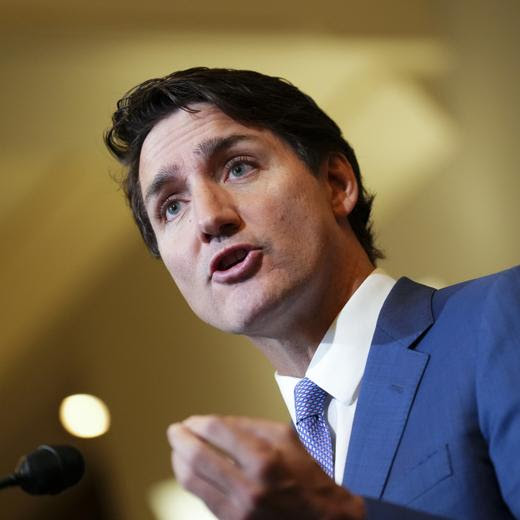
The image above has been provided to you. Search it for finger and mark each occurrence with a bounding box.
[168,423,251,497]
[186,415,285,439]
[184,415,295,457]
[172,453,240,520]
[214,416,297,445]
[180,415,307,488]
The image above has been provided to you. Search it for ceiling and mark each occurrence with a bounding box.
[0,0,441,35]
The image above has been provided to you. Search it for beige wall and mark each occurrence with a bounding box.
[0,1,518,518]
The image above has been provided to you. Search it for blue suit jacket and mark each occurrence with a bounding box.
[343,266,520,519]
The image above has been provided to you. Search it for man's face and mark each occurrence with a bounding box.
[139,104,344,336]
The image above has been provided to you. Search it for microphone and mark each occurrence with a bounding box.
[0,445,85,495]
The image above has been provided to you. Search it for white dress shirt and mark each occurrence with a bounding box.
[275,269,396,484]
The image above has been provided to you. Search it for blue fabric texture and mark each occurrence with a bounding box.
[342,266,520,519]
[294,377,334,478]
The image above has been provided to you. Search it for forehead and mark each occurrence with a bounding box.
[139,104,271,174]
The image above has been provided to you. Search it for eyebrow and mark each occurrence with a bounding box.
[143,133,256,204]
[143,165,181,205]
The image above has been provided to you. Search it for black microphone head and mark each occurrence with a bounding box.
[15,445,85,495]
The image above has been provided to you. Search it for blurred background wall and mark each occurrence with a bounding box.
[0,0,518,518]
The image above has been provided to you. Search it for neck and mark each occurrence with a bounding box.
[247,252,374,378]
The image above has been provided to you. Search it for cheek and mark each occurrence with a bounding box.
[158,222,201,280]
[159,241,211,315]
[164,259,209,317]
[273,193,324,236]
[166,256,197,290]
[159,240,195,288]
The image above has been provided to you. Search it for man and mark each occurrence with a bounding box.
[105,67,520,519]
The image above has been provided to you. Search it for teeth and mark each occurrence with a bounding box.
[219,249,248,270]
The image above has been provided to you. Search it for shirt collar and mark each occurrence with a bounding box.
[275,269,396,420]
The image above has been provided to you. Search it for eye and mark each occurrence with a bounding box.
[227,158,256,180]
[160,199,182,222]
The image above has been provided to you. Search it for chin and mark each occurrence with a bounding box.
[200,294,277,336]
[207,309,264,336]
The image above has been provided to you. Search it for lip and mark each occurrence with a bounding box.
[210,244,263,284]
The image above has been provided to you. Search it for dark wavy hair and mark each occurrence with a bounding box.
[104,67,383,263]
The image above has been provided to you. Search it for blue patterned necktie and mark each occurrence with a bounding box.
[294,377,334,478]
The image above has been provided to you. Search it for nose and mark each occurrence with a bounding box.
[193,181,242,241]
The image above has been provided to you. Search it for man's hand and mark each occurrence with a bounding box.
[167,415,365,520]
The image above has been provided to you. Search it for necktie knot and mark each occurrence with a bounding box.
[294,377,328,423]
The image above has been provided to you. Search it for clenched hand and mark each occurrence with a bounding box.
[167,415,365,520]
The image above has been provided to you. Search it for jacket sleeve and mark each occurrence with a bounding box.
[476,266,520,518]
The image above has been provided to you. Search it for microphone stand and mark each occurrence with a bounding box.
[0,474,17,490]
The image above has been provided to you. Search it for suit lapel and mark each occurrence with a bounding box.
[342,277,435,498]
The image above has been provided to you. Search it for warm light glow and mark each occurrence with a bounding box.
[59,394,110,438]
[149,479,216,520]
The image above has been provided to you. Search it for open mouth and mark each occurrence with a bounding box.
[216,249,249,271]
[210,245,263,284]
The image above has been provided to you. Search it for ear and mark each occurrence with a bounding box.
[323,153,358,219]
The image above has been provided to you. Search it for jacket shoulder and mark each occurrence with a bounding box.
[432,265,520,316]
